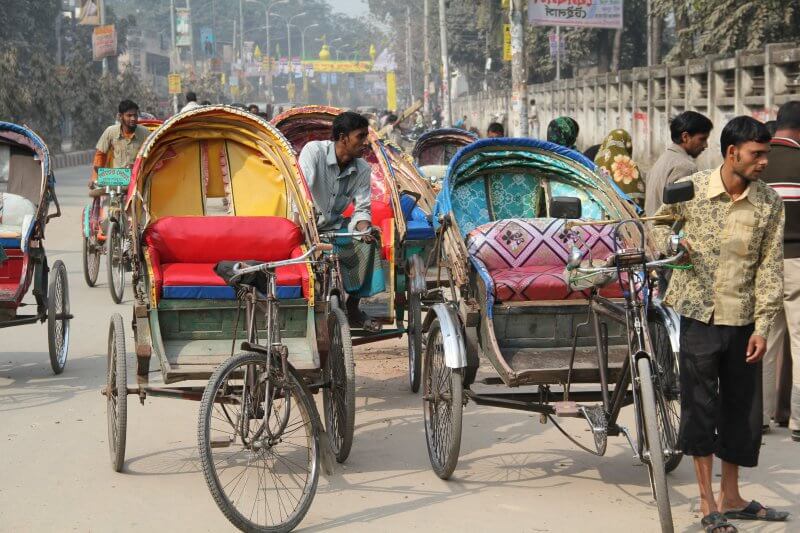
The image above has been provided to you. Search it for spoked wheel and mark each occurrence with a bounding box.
[82,236,101,287]
[637,357,674,533]
[106,219,125,304]
[323,295,355,463]
[422,318,463,479]
[406,286,423,393]
[649,318,682,473]
[198,352,320,533]
[47,260,70,374]
[106,313,127,472]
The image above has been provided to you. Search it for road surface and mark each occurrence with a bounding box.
[1,164,796,532]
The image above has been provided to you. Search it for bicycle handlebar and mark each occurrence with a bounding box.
[228,244,330,280]
[320,227,377,241]
[571,249,686,276]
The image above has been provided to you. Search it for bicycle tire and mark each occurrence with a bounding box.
[107,313,127,472]
[323,295,356,463]
[198,352,320,533]
[82,235,100,287]
[407,286,423,393]
[637,357,674,533]
[47,260,70,374]
[649,317,683,473]
[106,220,125,304]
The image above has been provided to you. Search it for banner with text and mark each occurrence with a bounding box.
[175,8,191,47]
[528,0,623,29]
[92,25,117,60]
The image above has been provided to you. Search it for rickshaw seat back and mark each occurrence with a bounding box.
[466,218,623,302]
[400,194,435,241]
[144,216,309,301]
[451,173,546,235]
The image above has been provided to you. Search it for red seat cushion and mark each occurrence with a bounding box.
[144,216,309,299]
[161,263,303,288]
[492,265,623,302]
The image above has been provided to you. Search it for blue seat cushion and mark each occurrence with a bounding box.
[0,238,21,249]
[406,220,435,241]
[162,285,302,300]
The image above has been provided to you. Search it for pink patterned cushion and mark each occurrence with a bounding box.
[467,218,623,302]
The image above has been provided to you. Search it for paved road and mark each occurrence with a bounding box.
[1,164,796,532]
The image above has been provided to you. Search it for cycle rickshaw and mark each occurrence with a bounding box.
[420,138,686,532]
[82,118,163,303]
[273,106,437,391]
[103,106,354,532]
[412,128,478,186]
[0,121,71,374]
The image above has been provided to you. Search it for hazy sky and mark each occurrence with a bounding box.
[329,0,368,17]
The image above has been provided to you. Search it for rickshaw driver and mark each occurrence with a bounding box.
[298,111,384,333]
[89,99,149,186]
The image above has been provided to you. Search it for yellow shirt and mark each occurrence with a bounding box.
[653,166,784,337]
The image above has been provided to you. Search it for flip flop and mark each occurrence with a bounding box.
[724,500,790,522]
[701,512,737,533]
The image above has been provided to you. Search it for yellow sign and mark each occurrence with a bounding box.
[168,73,182,95]
[386,71,397,111]
[305,60,372,73]
[503,24,512,62]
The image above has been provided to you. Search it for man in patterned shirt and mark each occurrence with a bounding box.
[653,116,788,531]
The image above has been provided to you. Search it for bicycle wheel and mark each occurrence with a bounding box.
[323,295,355,463]
[637,357,674,533]
[423,318,463,479]
[198,352,319,533]
[82,235,100,287]
[106,219,125,304]
[406,285,423,393]
[107,313,127,472]
[649,317,683,473]
[47,260,70,374]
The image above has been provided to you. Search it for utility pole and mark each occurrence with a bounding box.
[187,0,195,70]
[170,0,179,113]
[265,6,272,102]
[510,0,528,136]
[438,0,451,127]
[422,0,431,118]
[555,26,561,81]
[646,0,652,66]
[239,0,244,63]
[405,4,414,108]
[100,0,108,75]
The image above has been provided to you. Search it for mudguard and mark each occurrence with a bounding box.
[406,254,427,296]
[650,303,680,355]
[82,203,91,239]
[422,303,467,369]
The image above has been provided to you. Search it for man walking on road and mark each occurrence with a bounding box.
[653,116,789,532]
[760,100,800,441]
[645,111,713,216]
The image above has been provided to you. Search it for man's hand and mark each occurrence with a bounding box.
[746,334,767,363]
[355,221,374,243]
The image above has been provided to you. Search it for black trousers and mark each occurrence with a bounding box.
[677,316,762,467]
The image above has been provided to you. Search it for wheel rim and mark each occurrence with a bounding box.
[651,321,680,459]
[325,314,346,454]
[84,237,100,284]
[202,356,317,530]
[111,226,125,298]
[107,331,119,453]
[53,267,69,367]
[424,327,454,470]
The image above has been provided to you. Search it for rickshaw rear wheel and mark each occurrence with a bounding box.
[47,260,70,374]
[323,295,355,463]
[107,313,127,472]
[423,318,463,480]
[637,357,674,532]
[82,236,100,287]
[648,317,683,473]
[406,286,423,393]
[106,220,125,304]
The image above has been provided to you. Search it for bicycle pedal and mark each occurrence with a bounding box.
[554,401,580,417]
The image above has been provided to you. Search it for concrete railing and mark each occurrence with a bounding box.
[51,149,94,171]
[453,43,800,170]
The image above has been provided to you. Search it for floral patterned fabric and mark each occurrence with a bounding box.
[595,129,644,208]
[489,173,542,220]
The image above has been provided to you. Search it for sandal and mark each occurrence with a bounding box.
[347,309,382,333]
[701,512,737,533]
[724,500,790,522]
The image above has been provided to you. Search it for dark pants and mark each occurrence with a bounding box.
[678,316,762,467]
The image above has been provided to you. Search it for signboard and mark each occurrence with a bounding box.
[175,8,191,47]
[200,27,215,56]
[503,24,512,62]
[306,60,373,73]
[305,64,314,78]
[548,31,566,58]
[528,0,624,29]
[78,0,100,25]
[168,73,182,94]
[92,25,117,60]
[292,58,303,78]
[386,71,397,111]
